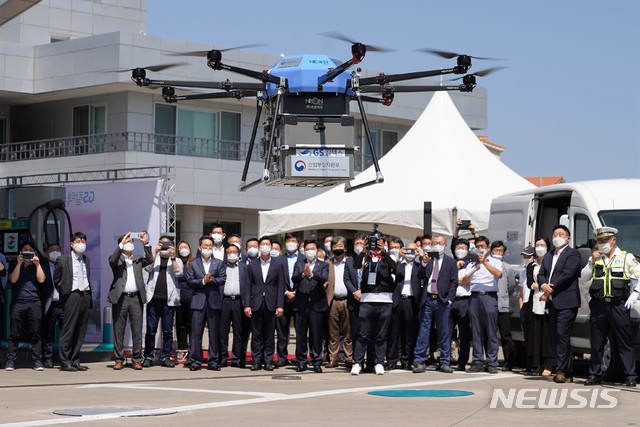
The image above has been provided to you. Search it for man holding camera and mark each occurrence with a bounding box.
[350,231,397,376]
[143,235,183,368]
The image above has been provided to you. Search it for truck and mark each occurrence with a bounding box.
[487,178,640,379]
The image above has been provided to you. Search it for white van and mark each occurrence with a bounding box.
[487,179,640,379]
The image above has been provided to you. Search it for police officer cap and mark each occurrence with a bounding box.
[594,227,618,240]
[520,245,535,256]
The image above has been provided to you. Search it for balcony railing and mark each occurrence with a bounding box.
[0,132,371,172]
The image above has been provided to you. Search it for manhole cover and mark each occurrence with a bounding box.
[54,407,177,417]
[368,389,474,398]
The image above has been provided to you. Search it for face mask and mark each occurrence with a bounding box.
[227,254,239,264]
[469,244,476,251]
[404,253,416,262]
[122,242,135,252]
[324,242,332,252]
[260,245,271,255]
[535,247,547,257]
[73,243,86,254]
[48,251,61,261]
[552,237,567,249]
[389,248,400,258]
[422,246,432,253]
[201,248,213,258]
[270,250,280,258]
[211,233,223,244]
[286,242,298,253]
[597,242,611,254]
[455,249,468,260]
[354,245,363,255]
[179,248,191,257]
[432,245,445,254]
[160,250,171,258]
[247,247,259,258]
[332,249,345,257]
[305,250,317,262]
[492,254,503,260]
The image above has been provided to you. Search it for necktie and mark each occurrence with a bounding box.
[78,256,86,290]
[429,258,440,294]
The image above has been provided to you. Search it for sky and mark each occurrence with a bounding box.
[147,0,640,183]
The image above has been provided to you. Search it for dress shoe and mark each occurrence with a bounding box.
[44,360,55,369]
[296,365,307,372]
[467,364,485,373]
[501,362,512,372]
[250,364,262,371]
[412,363,427,373]
[264,364,274,371]
[584,375,602,386]
[113,360,124,370]
[440,364,454,373]
[487,366,499,374]
[72,364,89,371]
[553,372,567,383]
[207,365,221,371]
[313,366,323,373]
[326,360,338,369]
[142,358,153,368]
[132,361,143,370]
[60,364,78,372]
[161,359,175,368]
[625,377,637,387]
[456,366,466,372]
[189,364,201,371]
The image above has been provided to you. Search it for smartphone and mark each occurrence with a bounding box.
[427,251,440,258]
[22,251,35,260]
[459,220,471,230]
[161,241,173,250]
[130,232,140,239]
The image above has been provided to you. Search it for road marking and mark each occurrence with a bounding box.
[1,373,517,426]
[79,383,286,398]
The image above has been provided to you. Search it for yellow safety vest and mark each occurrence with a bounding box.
[590,251,631,299]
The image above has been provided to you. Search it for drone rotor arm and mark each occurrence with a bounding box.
[358,67,463,86]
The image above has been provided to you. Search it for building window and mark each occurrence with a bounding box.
[177,108,218,157]
[0,117,7,145]
[220,111,241,159]
[50,35,70,43]
[155,104,176,154]
[73,105,106,154]
[360,127,397,170]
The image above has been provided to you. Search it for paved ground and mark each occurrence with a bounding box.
[0,360,638,426]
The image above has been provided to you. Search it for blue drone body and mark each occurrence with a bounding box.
[265,54,351,97]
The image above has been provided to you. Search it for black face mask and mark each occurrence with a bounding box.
[332,249,345,256]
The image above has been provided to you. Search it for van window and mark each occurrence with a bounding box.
[574,213,594,250]
[599,210,640,257]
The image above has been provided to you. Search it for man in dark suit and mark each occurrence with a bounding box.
[41,243,63,369]
[186,235,227,371]
[220,244,247,368]
[277,233,304,367]
[108,231,153,370]
[54,232,92,372]
[242,236,285,371]
[412,234,458,374]
[387,242,422,370]
[537,224,581,383]
[292,240,329,372]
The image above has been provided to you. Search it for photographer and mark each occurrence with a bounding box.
[350,229,397,376]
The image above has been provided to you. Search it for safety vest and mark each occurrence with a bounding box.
[590,251,631,299]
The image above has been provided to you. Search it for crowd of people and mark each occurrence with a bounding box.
[0,221,638,387]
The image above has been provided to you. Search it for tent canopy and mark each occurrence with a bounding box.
[259,92,534,239]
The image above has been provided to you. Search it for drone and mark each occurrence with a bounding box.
[128,34,500,192]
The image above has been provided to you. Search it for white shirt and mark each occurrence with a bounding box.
[72,254,89,292]
[401,261,414,296]
[550,244,568,281]
[286,252,298,289]
[465,256,503,292]
[212,245,225,261]
[224,264,240,296]
[520,267,531,303]
[260,257,271,282]
[122,254,137,292]
[333,258,348,298]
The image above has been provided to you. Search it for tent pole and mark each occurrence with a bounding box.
[423,201,432,236]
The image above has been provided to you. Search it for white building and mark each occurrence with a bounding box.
[0,0,489,246]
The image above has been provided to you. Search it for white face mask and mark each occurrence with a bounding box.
[227,253,239,264]
[552,237,567,249]
[455,249,468,260]
[432,244,445,255]
[354,245,363,255]
[270,250,280,258]
[201,248,213,258]
[260,245,271,255]
[286,242,298,253]
[73,242,86,254]
[404,253,416,262]
[422,245,432,253]
[597,242,611,254]
[492,254,503,260]
[389,248,400,258]
[48,251,61,261]
[122,242,135,252]
[324,242,332,252]
[179,248,191,257]
[535,246,547,257]
[211,233,223,244]
[247,247,259,258]
[305,250,317,262]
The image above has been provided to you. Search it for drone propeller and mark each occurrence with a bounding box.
[319,31,393,52]
[417,48,501,61]
[106,62,187,73]
[447,66,506,80]
[168,43,267,57]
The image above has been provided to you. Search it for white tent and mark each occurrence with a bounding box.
[259,92,535,238]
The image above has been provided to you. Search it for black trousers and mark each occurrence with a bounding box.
[275,300,294,363]
[387,297,417,367]
[42,300,65,362]
[112,293,144,362]
[220,297,244,364]
[59,292,91,366]
[295,308,325,367]
[250,303,276,366]
[449,297,471,369]
[548,304,577,375]
[497,311,513,365]
[175,300,191,350]
[8,300,42,362]
[190,305,221,368]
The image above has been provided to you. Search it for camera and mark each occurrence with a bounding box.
[368,224,383,251]
[459,220,471,230]
[161,241,173,250]
[22,251,35,260]
[130,232,140,239]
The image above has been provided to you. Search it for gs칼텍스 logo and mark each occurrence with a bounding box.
[299,150,312,156]
[294,160,306,172]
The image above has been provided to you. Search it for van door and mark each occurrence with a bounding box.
[488,193,535,266]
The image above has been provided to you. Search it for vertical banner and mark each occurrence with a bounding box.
[65,180,164,343]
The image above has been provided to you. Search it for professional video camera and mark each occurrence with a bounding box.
[367,224,384,252]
